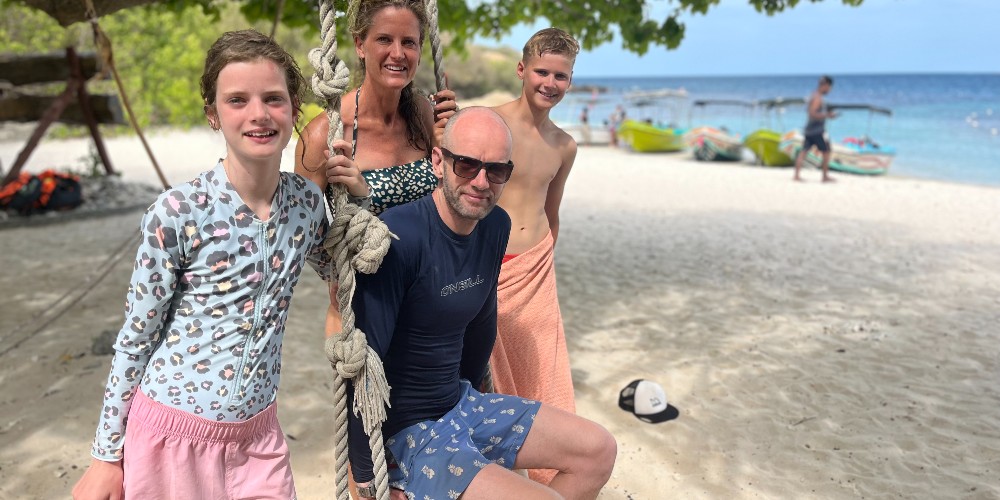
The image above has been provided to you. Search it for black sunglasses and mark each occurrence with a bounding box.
[439,147,514,184]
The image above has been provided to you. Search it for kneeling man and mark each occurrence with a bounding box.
[345,107,616,499]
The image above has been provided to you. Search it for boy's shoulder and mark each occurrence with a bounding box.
[493,101,576,156]
[493,100,565,136]
[491,99,520,121]
[544,119,575,142]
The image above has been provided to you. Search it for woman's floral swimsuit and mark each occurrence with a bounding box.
[352,87,438,215]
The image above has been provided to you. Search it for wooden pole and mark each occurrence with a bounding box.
[2,72,80,186]
[69,47,115,176]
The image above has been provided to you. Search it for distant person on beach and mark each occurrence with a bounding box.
[609,104,625,147]
[490,27,579,484]
[295,0,457,337]
[71,29,354,499]
[579,106,591,145]
[793,75,839,182]
[346,106,616,500]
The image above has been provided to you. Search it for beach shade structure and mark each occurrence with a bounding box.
[10,0,172,189]
[743,97,807,167]
[0,49,123,187]
[685,99,756,162]
[618,379,679,424]
[828,103,893,118]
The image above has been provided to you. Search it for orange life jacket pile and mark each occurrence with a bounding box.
[0,170,84,215]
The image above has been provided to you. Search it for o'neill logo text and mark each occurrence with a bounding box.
[440,275,485,296]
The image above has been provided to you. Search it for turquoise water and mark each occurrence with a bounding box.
[570,74,1000,186]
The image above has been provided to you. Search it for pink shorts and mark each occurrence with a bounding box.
[122,390,296,499]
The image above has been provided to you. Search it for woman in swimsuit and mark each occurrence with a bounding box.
[294,0,458,336]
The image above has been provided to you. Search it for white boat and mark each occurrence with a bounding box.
[622,88,689,105]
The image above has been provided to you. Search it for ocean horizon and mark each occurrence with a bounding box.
[568,73,1000,187]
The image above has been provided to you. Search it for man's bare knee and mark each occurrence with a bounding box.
[589,424,617,481]
[569,421,616,481]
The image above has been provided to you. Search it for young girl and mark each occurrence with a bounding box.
[72,29,368,499]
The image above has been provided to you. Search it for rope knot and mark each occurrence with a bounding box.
[325,329,369,378]
[309,48,350,102]
[349,210,394,274]
[325,201,394,273]
[324,328,391,434]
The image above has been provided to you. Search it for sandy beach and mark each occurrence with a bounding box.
[1,129,999,499]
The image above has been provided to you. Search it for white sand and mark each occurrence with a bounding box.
[1,130,998,499]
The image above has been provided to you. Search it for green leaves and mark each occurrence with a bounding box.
[9,0,866,59]
[220,0,861,55]
[139,0,865,56]
[4,0,866,129]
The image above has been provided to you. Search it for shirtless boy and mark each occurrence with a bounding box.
[490,28,580,482]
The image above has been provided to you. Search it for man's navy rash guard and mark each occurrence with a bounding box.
[347,194,511,482]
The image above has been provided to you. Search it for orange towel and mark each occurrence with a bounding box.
[491,230,575,412]
[490,231,575,483]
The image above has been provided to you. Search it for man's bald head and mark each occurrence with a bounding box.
[442,107,513,161]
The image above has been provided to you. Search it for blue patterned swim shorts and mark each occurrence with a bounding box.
[385,379,541,499]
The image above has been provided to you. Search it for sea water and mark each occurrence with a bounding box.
[568,74,1000,186]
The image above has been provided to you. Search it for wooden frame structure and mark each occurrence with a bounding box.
[1,48,123,186]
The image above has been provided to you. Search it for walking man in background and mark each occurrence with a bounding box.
[793,75,839,182]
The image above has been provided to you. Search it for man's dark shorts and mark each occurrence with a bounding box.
[803,133,830,153]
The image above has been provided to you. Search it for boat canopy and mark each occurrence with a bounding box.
[828,103,893,116]
[692,99,756,108]
[755,97,807,109]
[568,85,609,94]
[624,88,688,102]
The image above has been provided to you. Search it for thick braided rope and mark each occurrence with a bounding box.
[310,2,392,499]
[425,0,446,92]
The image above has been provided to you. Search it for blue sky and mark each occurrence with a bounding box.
[476,0,1000,77]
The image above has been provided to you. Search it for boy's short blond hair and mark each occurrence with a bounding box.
[522,27,580,64]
